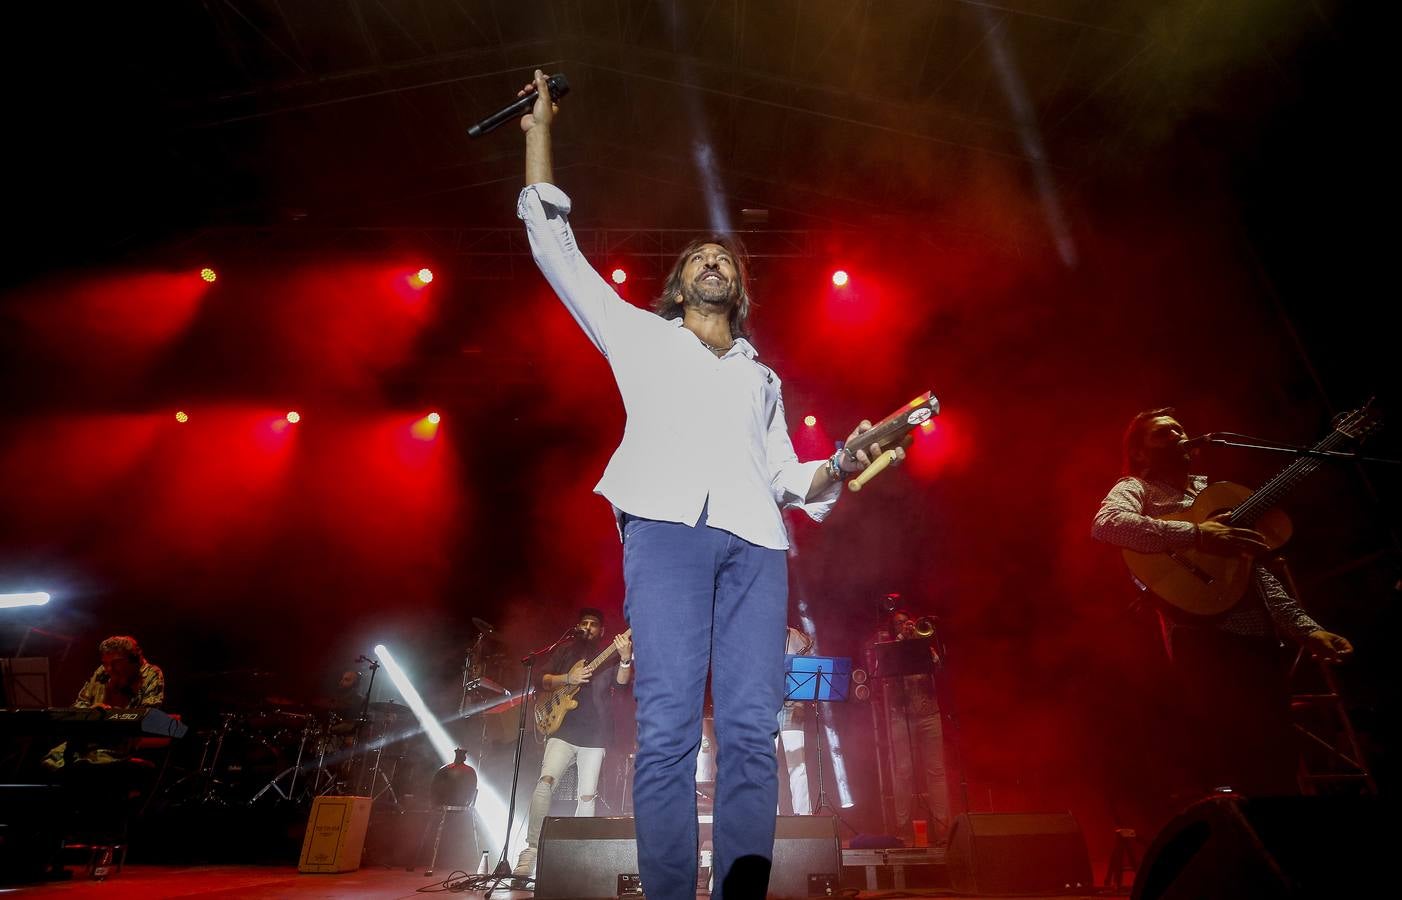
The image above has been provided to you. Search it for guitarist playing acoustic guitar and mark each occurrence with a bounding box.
[1092,407,1352,797]
[515,607,632,878]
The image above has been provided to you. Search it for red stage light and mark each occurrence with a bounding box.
[611,268,627,284]
[416,268,434,285]
[427,412,441,425]
[200,267,217,283]
[803,415,817,427]
[174,411,189,424]
[831,270,849,287]
[285,411,301,424]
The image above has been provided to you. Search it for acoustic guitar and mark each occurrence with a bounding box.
[533,628,632,737]
[1122,403,1381,617]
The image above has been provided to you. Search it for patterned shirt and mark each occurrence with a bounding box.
[1092,475,1320,644]
[74,661,165,709]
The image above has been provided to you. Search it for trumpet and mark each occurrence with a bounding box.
[912,616,938,637]
[898,615,938,638]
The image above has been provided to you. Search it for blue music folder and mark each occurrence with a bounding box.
[783,655,851,702]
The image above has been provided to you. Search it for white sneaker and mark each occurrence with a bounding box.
[513,847,537,878]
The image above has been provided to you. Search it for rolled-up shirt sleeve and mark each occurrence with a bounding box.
[767,390,840,521]
[1256,568,1322,640]
[1092,476,1197,553]
[517,183,624,357]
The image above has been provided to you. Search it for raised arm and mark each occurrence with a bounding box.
[521,69,556,186]
[516,69,633,356]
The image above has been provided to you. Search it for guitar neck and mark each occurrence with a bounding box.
[582,627,633,671]
[1229,428,1349,527]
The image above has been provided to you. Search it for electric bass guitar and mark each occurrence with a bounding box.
[1122,403,1381,617]
[533,629,632,737]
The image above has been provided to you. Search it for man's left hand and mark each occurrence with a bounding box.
[1304,629,1353,663]
[839,420,909,472]
[614,633,632,663]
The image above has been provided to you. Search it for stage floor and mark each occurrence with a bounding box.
[2,863,1122,899]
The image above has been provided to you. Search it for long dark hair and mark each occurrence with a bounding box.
[652,235,754,338]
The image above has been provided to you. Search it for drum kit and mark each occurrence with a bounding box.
[162,671,412,809]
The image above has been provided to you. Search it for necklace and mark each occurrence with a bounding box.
[696,334,735,356]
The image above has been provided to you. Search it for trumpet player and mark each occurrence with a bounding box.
[881,606,951,844]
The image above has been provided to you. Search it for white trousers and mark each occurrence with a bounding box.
[777,729,810,816]
[526,736,606,846]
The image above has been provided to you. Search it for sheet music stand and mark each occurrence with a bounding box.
[873,637,937,678]
[783,655,853,833]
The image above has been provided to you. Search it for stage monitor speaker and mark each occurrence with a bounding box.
[535,814,841,900]
[1132,794,1387,900]
[947,811,1093,895]
[0,784,64,882]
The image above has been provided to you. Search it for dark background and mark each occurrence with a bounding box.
[2,0,1395,855]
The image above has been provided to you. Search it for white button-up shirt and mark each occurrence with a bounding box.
[518,183,840,550]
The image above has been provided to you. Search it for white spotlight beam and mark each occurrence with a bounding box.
[796,614,854,808]
[1,592,50,609]
[375,644,518,856]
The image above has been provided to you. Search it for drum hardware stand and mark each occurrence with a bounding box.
[360,744,402,806]
[249,719,320,804]
[165,712,240,806]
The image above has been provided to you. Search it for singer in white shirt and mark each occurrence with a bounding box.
[516,69,900,900]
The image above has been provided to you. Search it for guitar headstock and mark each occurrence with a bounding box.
[1331,398,1384,444]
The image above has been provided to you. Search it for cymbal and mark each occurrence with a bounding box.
[368,701,406,714]
[263,695,305,709]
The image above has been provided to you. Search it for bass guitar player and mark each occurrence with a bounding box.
[514,607,632,877]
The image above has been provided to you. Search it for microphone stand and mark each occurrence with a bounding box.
[1197,432,1400,466]
[457,626,578,896]
[353,655,380,796]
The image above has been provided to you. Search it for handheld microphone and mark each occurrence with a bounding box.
[467,73,570,138]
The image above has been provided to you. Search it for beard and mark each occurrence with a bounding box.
[681,275,736,313]
[1145,444,1191,477]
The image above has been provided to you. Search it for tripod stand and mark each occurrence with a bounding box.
[783,655,855,834]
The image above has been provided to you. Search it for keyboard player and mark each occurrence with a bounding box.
[42,635,166,770]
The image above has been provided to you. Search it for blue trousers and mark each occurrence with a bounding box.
[622,511,788,900]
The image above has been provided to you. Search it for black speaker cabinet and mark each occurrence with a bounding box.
[0,784,65,883]
[535,814,841,899]
[946,811,1093,895]
[1132,794,1387,900]
[536,816,639,900]
[770,815,842,899]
